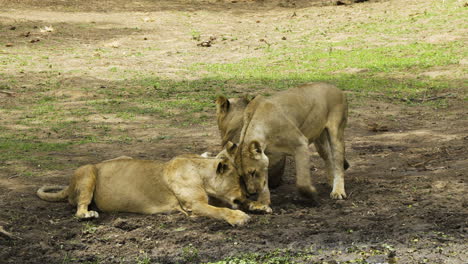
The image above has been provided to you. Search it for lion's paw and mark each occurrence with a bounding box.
[200,152,212,158]
[330,190,347,200]
[78,210,99,219]
[297,185,318,201]
[248,201,272,214]
[227,210,251,226]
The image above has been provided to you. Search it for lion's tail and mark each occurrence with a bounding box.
[37,185,69,202]
[344,159,350,170]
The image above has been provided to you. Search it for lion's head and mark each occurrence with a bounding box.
[215,96,251,147]
[234,140,269,196]
[210,155,244,209]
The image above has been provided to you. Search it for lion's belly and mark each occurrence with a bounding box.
[92,161,179,214]
[301,117,328,142]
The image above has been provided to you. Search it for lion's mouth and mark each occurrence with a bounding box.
[228,197,247,209]
[246,192,259,201]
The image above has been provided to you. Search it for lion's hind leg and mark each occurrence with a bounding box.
[69,165,99,219]
[326,112,347,200]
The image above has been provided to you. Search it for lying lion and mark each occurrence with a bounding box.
[37,152,250,226]
[217,83,349,211]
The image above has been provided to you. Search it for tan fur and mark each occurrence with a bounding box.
[216,96,287,189]
[227,83,349,210]
[37,153,250,226]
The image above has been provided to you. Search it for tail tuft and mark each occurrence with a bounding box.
[344,159,350,170]
[37,185,69,202]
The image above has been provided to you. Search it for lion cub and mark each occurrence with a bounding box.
[37,151,250,226]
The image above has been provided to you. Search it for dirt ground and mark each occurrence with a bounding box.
[0,0,467,263]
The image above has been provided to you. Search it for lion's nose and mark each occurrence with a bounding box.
[247,189,258,196]
[247,192,259,200]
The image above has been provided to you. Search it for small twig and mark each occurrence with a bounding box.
[404,93,456,103]
[0,226,18,240]
[421,95,448,102]
[0,90,16,96]
[384,213,397,219]
[409,158,436,168]
[259,38,271,47]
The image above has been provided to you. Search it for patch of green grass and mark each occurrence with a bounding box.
[0,139,71,156]
[87,82,215,124]
[207,245,398,264]
[191,29,202,41]
[186,40,464,103]
[0,136,72,170]
[206,249,301,264]
[61,252,78,264]
[136,253,151,264]
[82,222,99,234]
[75,135,99,144]
[182,244,200,263]
[116,111,135,120]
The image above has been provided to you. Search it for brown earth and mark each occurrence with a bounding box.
[0,0,467,263]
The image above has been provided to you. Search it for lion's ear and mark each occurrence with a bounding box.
[216,159,230,175]
[225,141,238,155]
[216,96,230,113]
[249,140,263,155]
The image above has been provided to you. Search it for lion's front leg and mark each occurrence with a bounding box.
[241,184,272,214]
[295,141,318,202]
[267,153,286,188]
[251,183,272,213]
[191,201,250,226]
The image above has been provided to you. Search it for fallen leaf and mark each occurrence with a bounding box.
[197,36,216,47]
[40,26,54,33]
[106,41,121,48]
[197,41,211,47]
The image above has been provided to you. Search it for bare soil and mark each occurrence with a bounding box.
[0,0,467,263]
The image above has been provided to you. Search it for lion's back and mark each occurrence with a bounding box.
[93,159,177,214]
